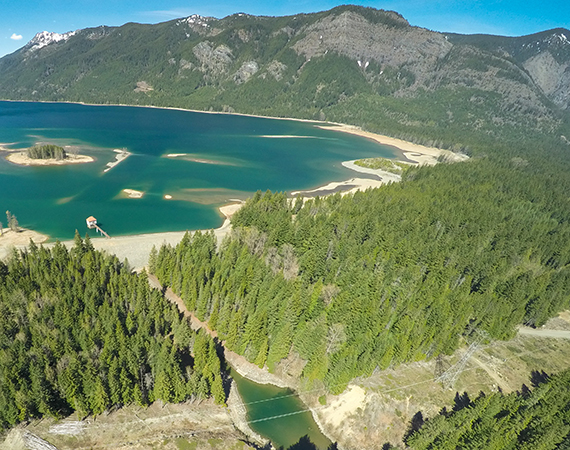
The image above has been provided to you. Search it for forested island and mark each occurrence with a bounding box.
[4,143,94,166]
[27,144,67,160]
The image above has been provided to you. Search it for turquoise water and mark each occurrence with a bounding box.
[0,101,395,240]
[231,368,331,449]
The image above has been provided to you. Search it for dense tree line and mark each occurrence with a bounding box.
[0,233,225,432]
[405,369,570,449]
[153,153,570,392]
[26,144,67,160]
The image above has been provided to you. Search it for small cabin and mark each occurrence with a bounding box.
[86,216,97,229]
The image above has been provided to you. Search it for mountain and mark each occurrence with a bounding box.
[1,5,569,154]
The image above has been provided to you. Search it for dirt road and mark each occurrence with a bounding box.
[518,326,570,339]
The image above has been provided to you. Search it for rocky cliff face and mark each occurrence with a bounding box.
[447,28,570,110]
[292,10,451,87]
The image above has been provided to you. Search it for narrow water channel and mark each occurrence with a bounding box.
[230,369,332,449]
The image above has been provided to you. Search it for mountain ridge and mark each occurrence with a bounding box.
[1,5,569,154]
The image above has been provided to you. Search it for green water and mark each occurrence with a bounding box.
[0,101,396,240]
[230,368,331,449]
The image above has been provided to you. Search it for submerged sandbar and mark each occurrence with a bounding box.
[164,153,235,165]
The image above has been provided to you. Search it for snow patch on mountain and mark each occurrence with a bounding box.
[27,30,76,51]
[178,14,214,28]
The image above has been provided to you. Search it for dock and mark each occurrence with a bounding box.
[94,225,111,239]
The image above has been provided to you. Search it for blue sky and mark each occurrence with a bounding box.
[2,0,569,58]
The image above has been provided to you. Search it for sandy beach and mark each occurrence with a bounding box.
[65,202,242,270]
[317,124,469,165]
[0,202,244,271]
[290,177,387,198]
[0,228,49,261]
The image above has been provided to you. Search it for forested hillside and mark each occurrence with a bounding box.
[152,149,570,392]
[406,369,570,449]
[0,235,225,432]
[2,4,570,447]
[1,5,570,154]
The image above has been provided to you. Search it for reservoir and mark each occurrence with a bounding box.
[0,101,396,240]
[231,368,331,449]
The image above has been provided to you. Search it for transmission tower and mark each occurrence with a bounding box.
[436,329,489,389]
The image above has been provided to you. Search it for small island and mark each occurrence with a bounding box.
[353,156,411,174]
[5,143,94,166]
[122,188,144,198]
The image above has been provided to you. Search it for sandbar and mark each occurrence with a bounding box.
[103,148,131,172]
[122,188,144,199]
[164,153,233,165]
[4,151,94,166]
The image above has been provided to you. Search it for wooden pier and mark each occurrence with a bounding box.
[94,225,111,239]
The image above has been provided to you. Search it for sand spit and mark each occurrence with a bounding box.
[341,160,402,183]
[290,177,386,198]
[103,148,130,172]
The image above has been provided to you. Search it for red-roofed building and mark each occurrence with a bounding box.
[86,216,97,229]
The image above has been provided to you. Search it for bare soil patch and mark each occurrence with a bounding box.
[1,401,254,450]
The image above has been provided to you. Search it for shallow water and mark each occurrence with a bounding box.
[230,368,331,449]
[0,101,395,240]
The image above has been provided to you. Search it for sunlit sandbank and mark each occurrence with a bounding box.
[122,188,144,198]
[163,152,239,166]
[103,148,131,172]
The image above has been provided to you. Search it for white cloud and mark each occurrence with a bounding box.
[10,33,23,41]
[140,9,196,20]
